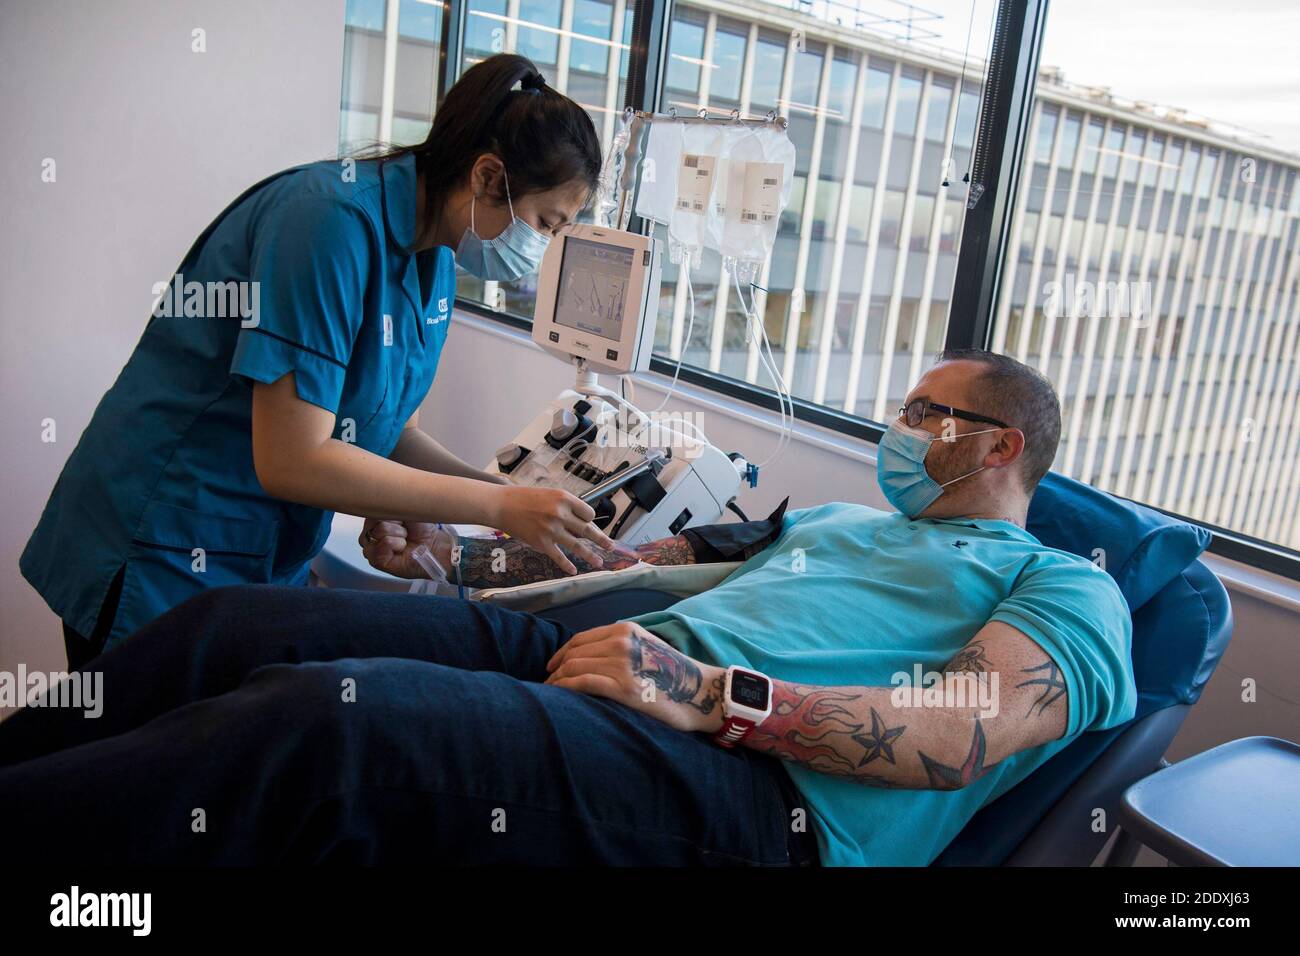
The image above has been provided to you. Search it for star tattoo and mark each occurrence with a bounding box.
[852,707,906,766]
[918,719,989,790]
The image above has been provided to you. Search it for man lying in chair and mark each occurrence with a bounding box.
[0,349,1136,866]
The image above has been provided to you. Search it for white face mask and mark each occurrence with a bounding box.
[875,420,1002,516]
[455,168,551,282]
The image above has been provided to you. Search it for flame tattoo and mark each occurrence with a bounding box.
[748,684,870,774]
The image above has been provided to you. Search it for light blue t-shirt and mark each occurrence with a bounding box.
[626,502,1137,867]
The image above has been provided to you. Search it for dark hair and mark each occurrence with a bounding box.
[936,348,1062,494]
[376,54,602,249]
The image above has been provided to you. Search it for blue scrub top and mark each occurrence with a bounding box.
[21,153,456,646]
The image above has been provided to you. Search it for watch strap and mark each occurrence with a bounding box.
[713,714,757,749]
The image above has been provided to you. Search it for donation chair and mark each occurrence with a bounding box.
[529,473,1235,866]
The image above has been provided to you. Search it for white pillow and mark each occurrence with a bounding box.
[471,560,744,615]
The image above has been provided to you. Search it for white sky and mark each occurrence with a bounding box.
[823,0,1300,155]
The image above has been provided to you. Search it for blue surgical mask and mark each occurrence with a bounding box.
[875,420,1000,517]
[455,169,551,282]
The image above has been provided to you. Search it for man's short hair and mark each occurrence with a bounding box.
[937,348,1061,493]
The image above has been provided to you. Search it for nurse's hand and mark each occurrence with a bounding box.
[359,518,440,579]
[491,486,620,576]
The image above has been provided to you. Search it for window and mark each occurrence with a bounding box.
[572,1,615,74]
[749,31,787,112]
[878,189,905,246]
[341,0,449,150]
[988,1,1300,554]
[341,0,996,422]
[338,0,634,356]
[664,7,706,99]
[458,0,633,313]
[646,4,995,418]
[710,21,747,106]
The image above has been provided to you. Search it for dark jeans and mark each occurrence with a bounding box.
[1,585,818,866]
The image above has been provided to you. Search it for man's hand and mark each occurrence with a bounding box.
[359,518,441,579]
[544,622,726,733]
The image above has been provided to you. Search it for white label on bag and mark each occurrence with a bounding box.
[676,153,715,213]
[740,162,783,224]
[382,313,394,346]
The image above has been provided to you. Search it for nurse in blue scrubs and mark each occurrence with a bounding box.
[21,54,618,668]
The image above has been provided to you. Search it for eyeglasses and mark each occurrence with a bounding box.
[898,398,1009,430]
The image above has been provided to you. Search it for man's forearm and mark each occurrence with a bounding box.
[740,680,992,791]
[450,533,696,589]
[735,630,1067,790]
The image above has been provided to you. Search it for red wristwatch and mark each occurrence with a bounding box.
[712,666,773,748]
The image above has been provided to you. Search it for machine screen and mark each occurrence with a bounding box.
[553,237,634,341]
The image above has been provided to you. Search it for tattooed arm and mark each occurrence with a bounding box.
[545,621,726,733]
[440,532,696,590]
[543,618,1069,790]
[739,621,1069,790]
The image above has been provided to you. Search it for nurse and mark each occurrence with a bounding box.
[21,53,618,668]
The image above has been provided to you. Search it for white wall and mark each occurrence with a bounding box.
[0,0,346,698]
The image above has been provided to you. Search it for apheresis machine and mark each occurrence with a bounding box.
[487,222,747,543]
[487,108,797,544]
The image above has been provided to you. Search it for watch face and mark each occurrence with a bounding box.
[730,669,770,711]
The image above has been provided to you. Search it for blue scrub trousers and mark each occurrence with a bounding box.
[0,586,817,866]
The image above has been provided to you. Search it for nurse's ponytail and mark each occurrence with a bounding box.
[381,53,603,251]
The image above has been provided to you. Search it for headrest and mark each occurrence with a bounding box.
[1026,471,1211,612]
